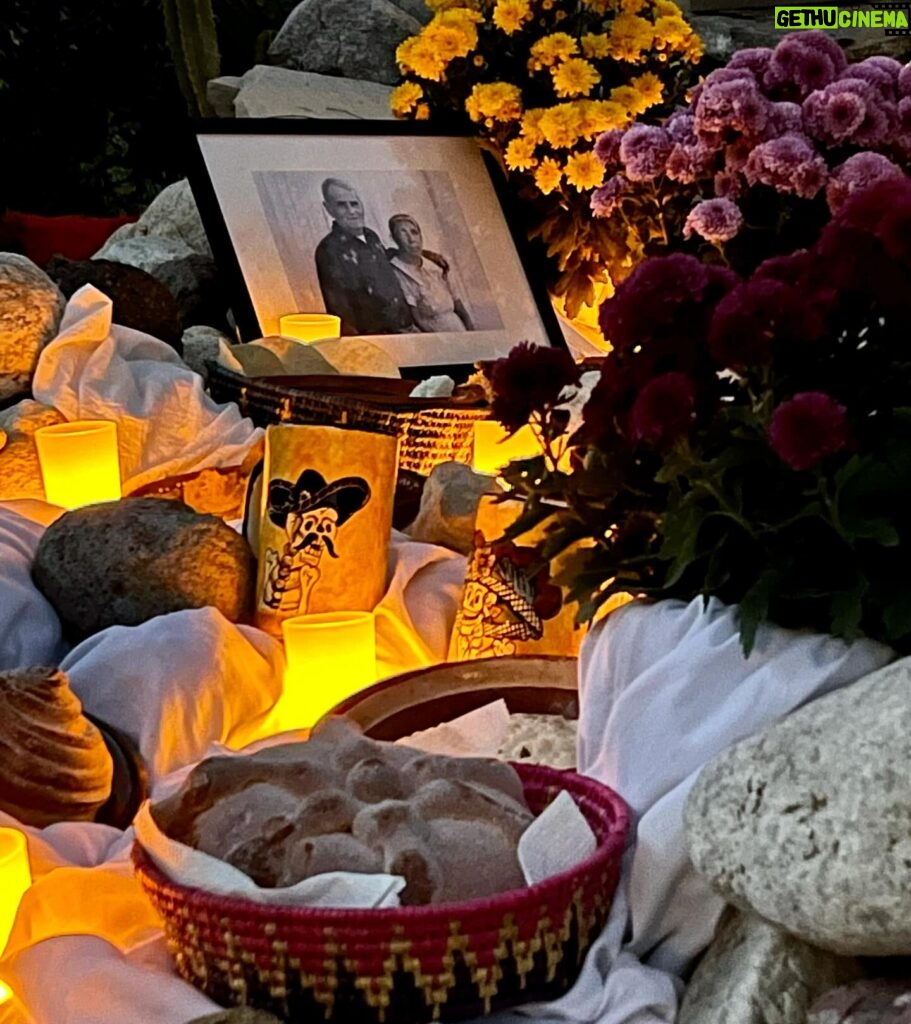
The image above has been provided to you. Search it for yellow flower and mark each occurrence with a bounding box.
[521,107,547,145]
[390,81,424,117]
[538,102,585,149]
[529,32,578,68]
[610,84,642,113]
[465,81,524,123]
[629,71,664,108]
[621,0,647,12]
[581,33,610,58]
[505,136,538,171]
[653,14,694,47]
[415,103,431,120]
[607,12,655,61]
[435,6,484,34]
[492,0,533,34]
[651,0,683,15]
[534,157,563,194]
[396,36,447,80]
[564,151,605,190]
[427,0,480,9]
[577,99,629,136]
[551,57,601,98]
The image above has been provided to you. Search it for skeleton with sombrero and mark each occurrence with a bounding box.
[262,469,371,614]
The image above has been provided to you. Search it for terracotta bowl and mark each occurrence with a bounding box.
[319,655,578,741]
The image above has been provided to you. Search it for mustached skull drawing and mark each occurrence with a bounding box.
[263,469,371,614]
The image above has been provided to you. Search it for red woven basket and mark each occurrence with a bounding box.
[133,763,628,1024]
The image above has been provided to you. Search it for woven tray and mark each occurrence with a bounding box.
[133,762,628,1024]
[207,364,490,478]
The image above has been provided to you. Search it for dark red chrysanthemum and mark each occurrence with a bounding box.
[490,342,580,432]
[628,372,697,448]
[768,391,850,471]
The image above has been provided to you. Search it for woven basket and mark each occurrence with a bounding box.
[133,763,628,1024]
[207,364,490,478]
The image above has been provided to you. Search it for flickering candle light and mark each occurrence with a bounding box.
[472,421,542,476]
[34,420,121,509]
[278,313,342,344]
[281,611,376,727]
[0,828,30,956]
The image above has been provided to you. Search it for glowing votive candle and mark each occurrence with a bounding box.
[279,313,342,344]
[281,611,376,727]
[34,420,121,509]
[0,828,30,956]
[472,421,542,476]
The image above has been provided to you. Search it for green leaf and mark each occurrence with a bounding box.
[737,570,779,657]
[883,593,911,641]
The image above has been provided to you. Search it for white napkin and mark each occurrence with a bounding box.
[394,698,511,757]
[31,285,263,493]
[518,790,597,886]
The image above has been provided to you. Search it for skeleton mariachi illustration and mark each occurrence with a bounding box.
[262,469,371,614]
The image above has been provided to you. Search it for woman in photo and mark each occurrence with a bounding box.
[387,213,475,333]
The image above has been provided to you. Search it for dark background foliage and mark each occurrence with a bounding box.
[0,0,297,217]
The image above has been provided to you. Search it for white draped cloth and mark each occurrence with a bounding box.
[31,285,262,494]
[0,576,894,1024]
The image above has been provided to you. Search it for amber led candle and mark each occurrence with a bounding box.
[281,611,376,727]
[278,313,342,344]
[34,420,121,509]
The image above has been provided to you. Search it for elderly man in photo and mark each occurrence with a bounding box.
[314,177,414,335]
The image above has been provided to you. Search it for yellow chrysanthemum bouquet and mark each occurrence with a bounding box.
[391,0,703,318]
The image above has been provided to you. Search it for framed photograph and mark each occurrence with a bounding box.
[186,120,566,376]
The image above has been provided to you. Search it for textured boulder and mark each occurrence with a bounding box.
[150,251,227,332]
[808,979,911,1023]
[686,656,911,955]
[0,254,66,401]
[232,65,395,119]
[32,498,256,642]
[404,461,500,554]
[677,907,860,1024]
[180,324,232,380]
[0,400,66,502]
[268,0,422,86]
[91,236,197,277]
[94,179,211,259]
[0,666,113,827]
[45,256,183,351]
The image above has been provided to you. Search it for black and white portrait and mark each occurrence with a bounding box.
[191,127,562,370]
[253,169,502,338]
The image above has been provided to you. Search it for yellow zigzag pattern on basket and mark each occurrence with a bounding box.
[167,881,608,1022]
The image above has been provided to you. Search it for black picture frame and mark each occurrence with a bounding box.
[185,119,567,380]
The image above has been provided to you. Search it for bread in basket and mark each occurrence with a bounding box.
[132,761,627,1024]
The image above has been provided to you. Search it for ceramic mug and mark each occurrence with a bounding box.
[248,424,398,637]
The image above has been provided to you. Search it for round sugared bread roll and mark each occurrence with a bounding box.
[0,666,113,826]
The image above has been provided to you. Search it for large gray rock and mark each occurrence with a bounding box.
[92,236,197,278]
[808,979,911,1023]
[206,74,243,117]
[149,251,227,333]
[268,0,422,86]
[233,65,394,119]
[32,498,256,642]
[389,0,432,21]
[0,254,66,402]
[403,461,500,555]
[685,655,911,956]
[0,401,66,502]
[678,907,860,1024]
[45,256,183,351]
[94,180,211,260]
[181,324,232,380]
